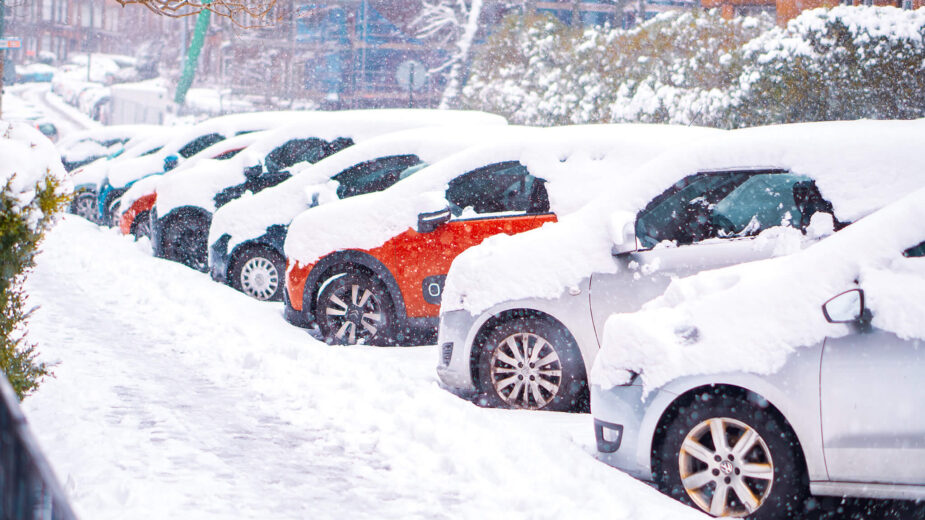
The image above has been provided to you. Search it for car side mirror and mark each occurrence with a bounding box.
[243,164,263,180]
[822,288,867,325]
[417,208,451,234]
[610,211,638,256]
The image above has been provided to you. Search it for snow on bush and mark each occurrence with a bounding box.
[462,6,925,128]
[462,10,772,127]
[591,183,925,394]
[733,6,925,125]
[442,119,925,317]
[0,121,70,399]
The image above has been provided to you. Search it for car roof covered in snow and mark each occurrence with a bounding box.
[151,109,507,217]
[209,124,524,251]
[283,124,723,266]
[442,119,925,317]
[591,182,925,394]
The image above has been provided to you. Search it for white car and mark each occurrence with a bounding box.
[436,119,925,412]
[590,183,925,518]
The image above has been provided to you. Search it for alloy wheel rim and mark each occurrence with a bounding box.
[75,194,97,222]
[240,257,279,300]
[174,227,206,270]
[323,282,383,344]
[489,332,562,410]
[135,218,151,238]
[679,417,774,517]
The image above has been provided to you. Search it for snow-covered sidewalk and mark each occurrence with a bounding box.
[21,216,704,520]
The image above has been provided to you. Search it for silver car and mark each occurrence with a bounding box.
[436,121,925,412]
[590,209,925,517]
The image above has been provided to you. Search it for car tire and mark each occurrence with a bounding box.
[315,267,396,346]
[477,316,588,412]
[161,215,209,272]
[131,210,152,240]
[653,390,808,519]
[231,247,285,302]
[71,191,98,223]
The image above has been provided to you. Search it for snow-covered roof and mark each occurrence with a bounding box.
[0,121,69,227]
[283,124,722,266]
[591,182,925,394]
[70,129,177,189]
[153,109,507,217]
[442,119,925,316]
[210,125,524,251]
[57,124,163,155]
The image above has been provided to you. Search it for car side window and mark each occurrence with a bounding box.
[332,154,425,199]
[636,170,834,249]
[179,133,225,158]
[446,162,549,217]
[264,138,326,172]
[904,241,925,258]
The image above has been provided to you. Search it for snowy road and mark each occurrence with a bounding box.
[21,217,705,519]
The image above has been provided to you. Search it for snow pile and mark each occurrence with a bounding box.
[442,119,925,316]
[57,124,162,168]
[284,124,720,267]
[22,216,706,520]
[211,124,518,252]
[0,121,70,224]
[591,184,925,393]
[155,110,506,217]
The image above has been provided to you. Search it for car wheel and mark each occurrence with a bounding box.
[131,210,152,240]
[315,268,395,346]
[477,316,587,412]
[162,216,209,272]
[231,247,285,301]
[71,191,98,223]
[653,390,808,518]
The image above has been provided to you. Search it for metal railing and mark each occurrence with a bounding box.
[0,376,78,520]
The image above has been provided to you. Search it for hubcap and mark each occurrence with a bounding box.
[679,417,774,517]
[134,217,151,239]
[323,282,383,344]
[489,332,562,410]
[240,256,279,300]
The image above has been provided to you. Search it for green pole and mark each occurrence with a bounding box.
[174,1,212,105]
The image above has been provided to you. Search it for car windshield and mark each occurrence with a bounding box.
[636,171,820,249]
[333,155,426,199]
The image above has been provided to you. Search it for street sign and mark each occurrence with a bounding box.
[396,60,427,92]
[0,38,21,50]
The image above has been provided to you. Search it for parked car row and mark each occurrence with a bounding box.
[62,113,925,518]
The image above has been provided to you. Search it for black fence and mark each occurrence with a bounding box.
[0,377,78,520]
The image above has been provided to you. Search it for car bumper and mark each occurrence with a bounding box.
[435,308,480,395]
[209,234,232,284]
[283,286,313,328]
[590,382,655,482]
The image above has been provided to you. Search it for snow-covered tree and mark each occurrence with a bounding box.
[413,0,514,109]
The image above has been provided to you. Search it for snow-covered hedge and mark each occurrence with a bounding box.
[0,122,70,399]
[462,6,925,128]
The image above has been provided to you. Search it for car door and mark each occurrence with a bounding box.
[589,169,835,344]
[820,242,925,484]
[387,162,556,318]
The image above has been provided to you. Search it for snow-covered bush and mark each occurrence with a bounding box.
[0,122,70,399]
[462,10,772,127]
[733,6,925,126]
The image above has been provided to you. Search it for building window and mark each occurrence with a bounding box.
[862,0,873,5]
[903,0,913,8]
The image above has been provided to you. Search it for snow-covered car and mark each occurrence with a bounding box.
[69,129,178,223]
[115,131,267,239]
[95,111,307,225]
[283,124,720,346]
[56,124,163,171]
[208,124,517,302]
[146,109,506,271]
[436,119,925,412]
[589,182,925,519]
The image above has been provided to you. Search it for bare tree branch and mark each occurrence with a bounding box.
[113,0,279,27]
